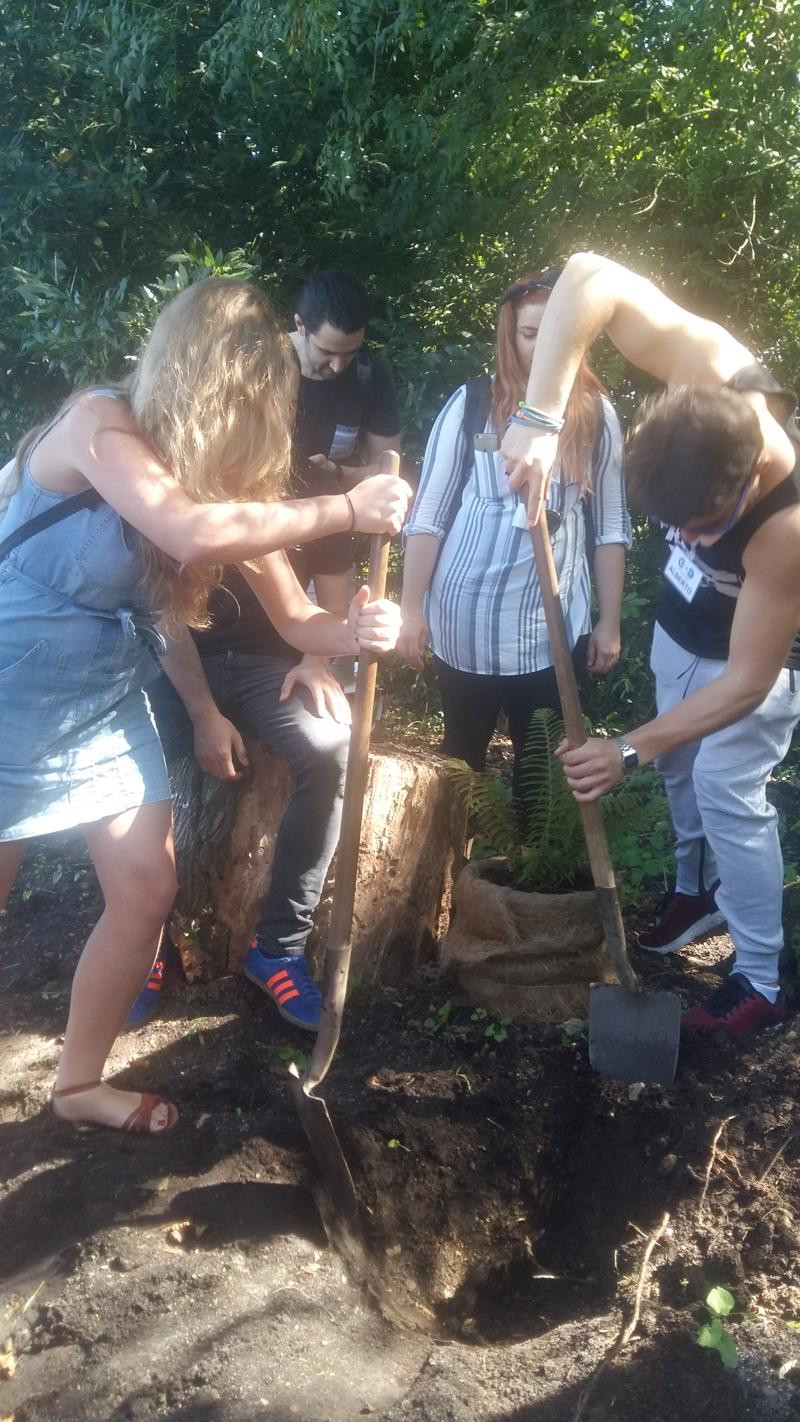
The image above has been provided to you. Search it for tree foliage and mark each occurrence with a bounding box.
[1,0,799,449]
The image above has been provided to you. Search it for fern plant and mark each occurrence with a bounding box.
[449,708,675,899]
[449,708,586,893]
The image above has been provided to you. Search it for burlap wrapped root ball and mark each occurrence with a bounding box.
[440,858,613,1022]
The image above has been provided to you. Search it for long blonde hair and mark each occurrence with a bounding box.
[13,279,298,625]
[492,272,606,489]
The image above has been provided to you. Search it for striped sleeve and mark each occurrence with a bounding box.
[404,385,468,541]
[591,396,631,548]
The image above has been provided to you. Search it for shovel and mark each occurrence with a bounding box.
[290,454,396,1227]
[527,515,681,1085]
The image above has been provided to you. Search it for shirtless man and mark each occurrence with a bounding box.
[501,252,800,1035]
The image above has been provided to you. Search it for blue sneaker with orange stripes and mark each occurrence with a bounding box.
[243,945,321,1032]
[124,946,171,1029]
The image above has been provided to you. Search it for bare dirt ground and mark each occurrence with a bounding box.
[2,833,800,1422]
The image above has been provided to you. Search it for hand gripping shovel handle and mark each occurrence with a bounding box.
[302,455,396,1091]
[528,518,639,993]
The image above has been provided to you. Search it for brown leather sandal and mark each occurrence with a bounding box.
[51,1080,178,1134]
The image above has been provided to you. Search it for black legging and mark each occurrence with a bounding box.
[434,637,588,800]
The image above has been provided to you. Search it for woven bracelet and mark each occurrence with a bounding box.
[510,412,563,432]
[517,401,564,431]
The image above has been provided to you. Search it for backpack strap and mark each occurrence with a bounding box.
[462,375,492,471]
[0,488,103,564]
[581,394,607,573]
[355,351,373,391]
[440,375,492,543]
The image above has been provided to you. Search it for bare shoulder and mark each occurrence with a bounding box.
[69,391,138,435]
[745,498,800,587]
[739,391,796,477]
[30,392,137,494]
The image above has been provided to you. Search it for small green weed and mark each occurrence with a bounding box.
[697,1286,738,1369]
[423,1000,454,1038]
[470,1007,512,1044]
[277,1044,309,1073]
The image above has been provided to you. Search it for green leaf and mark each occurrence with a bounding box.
[716,1330,739,1369]
[706,1286,735,1317]
[698,1319,724,1348]
[698,1318,738,1369]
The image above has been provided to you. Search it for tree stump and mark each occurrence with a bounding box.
[168,743,467,986]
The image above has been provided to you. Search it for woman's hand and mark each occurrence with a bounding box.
[279,655,351,724]
[347,585,402,653]
[555,736,623,801]
[586,620,621,677]
[348,473,412,535]
[500,426,561,527]
[397,607,429,668]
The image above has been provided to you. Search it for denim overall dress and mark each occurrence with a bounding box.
[0,391,170,840]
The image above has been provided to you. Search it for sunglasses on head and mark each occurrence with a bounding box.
[498,267,564,309]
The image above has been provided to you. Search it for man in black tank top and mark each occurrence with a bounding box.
[500,252,800,1039]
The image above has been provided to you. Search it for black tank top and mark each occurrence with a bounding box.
[655,364,800,669]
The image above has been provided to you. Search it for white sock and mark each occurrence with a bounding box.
[740,975,779,1003]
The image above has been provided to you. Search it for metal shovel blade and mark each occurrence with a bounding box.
[290,1072,359,1222]
[588,982,682,1085]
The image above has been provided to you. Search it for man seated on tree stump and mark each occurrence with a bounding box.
[126,271,401,1032]
[501,252,800,1037]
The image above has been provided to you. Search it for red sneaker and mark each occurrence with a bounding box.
[637,890,726,955]
[682,973,787,1036]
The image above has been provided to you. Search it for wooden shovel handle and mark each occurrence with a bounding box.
[328,525,391,947]
[529,519,639,992]
[305,451,397,1088]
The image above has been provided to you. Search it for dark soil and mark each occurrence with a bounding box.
[2,833,800,1422]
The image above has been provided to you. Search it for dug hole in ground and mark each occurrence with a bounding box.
[1,833,799,1422]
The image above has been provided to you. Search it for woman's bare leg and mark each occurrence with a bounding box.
[53,800,178,1131]
[0,840,29,911]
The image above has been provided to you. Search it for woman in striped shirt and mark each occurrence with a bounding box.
[398,271,631,794]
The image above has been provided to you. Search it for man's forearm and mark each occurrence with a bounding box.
[159,627,219,723]
[525,253,752,418]
[627,669,770,767]
[523,255,621,416]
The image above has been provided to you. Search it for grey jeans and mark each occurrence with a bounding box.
[651,622,800,991]
[148,653,350,956]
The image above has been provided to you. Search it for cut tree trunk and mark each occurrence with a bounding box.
[168,742,467,986]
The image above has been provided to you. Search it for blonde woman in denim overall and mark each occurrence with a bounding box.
[0,279,410,1133]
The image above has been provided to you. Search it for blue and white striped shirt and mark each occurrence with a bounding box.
[405,385,630,676]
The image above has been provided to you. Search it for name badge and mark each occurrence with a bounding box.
[664,545,701,602]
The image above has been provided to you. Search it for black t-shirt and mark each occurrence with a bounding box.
[193,460,352,662]
[656,363,800,667]
[293,349,400,465]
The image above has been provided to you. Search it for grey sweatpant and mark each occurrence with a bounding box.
[651,622,800,996]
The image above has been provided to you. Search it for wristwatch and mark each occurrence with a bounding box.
[614,737,639,777]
